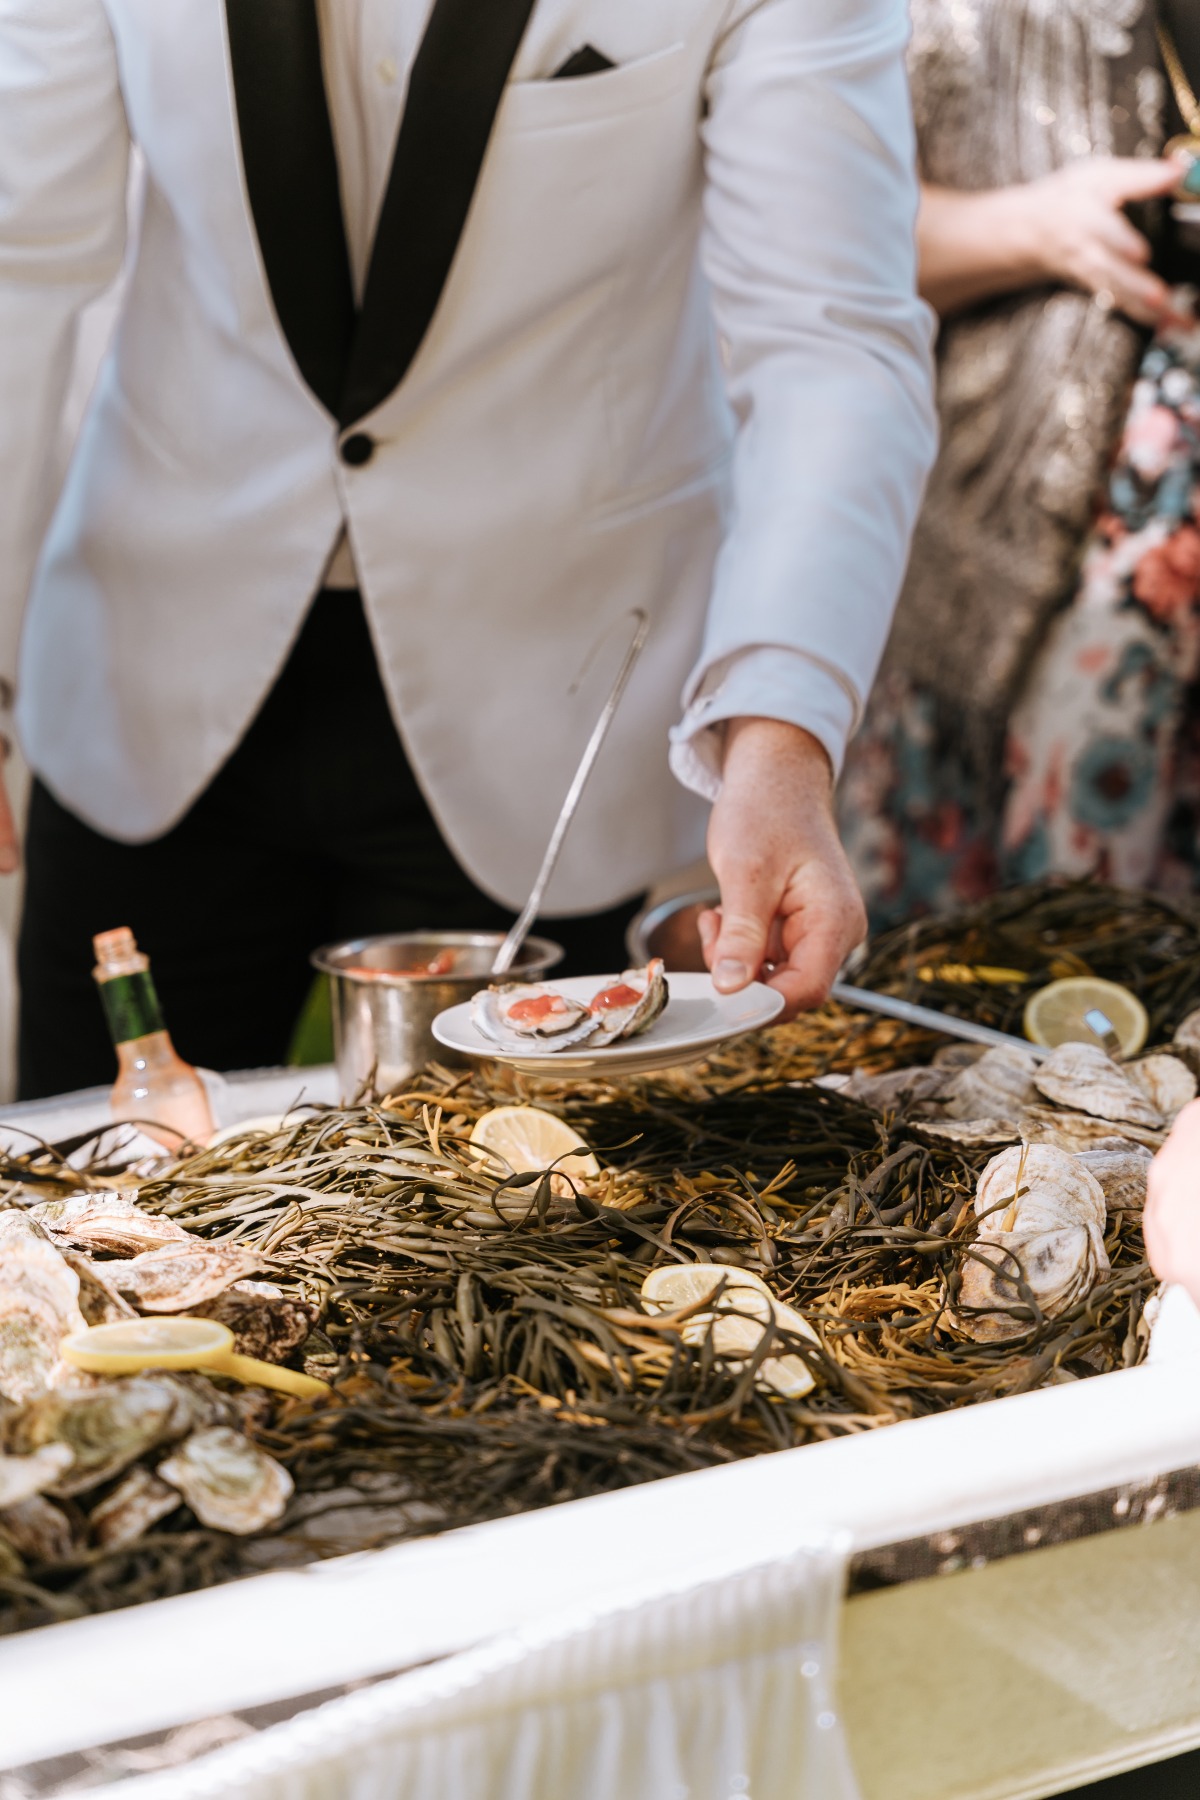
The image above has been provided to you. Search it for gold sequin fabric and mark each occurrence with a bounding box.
[882,0,1166,781]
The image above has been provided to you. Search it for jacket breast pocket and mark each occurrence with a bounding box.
[501,42,689,134]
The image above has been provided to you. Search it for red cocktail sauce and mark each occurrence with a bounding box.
[506,993,572,1025]
[591,983,642,1013]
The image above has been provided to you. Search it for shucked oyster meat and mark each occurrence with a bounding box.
[472,960,669,1053]
[952,1144,1110,1343]
[0,1212,88,1404]
[158,1427,293,1534]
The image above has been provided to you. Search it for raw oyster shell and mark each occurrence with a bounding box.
[193,1284,317,1363]
[89,1465,181,1549]
[105,1244,262,1312]
[30,1191,194,1257]
[58,1248,137,1326]
[1075,1141,1153,1214]
[0,1495,74,1563]
[1128,1054,1197,1122]
[0,1212,88,1404]
[1173,1007,1200,1075]
[953,1145,1109,1342]
[1033,1044,1164,1129]
[471,984,598,1050]
[158,1427,293,1534]
[586,960,669,1045]
[943,1045,1039,1124]
[915,1117,1021,1148]
[842,1065,952,1114]
[1018,1106,1165,1152]
[0,1443,74,1509]
[931,1044,989,1070]
[5,1377,197,1497]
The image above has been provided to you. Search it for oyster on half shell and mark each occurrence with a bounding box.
[158,1427,293,1534]
[0,1212,88,1404]
[586,960,669,1045]
[471,985,598,1050]
[471,960,669,1053]
[952,1144,1109,1343]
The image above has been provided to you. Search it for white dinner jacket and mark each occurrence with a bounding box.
[0,0,935,913]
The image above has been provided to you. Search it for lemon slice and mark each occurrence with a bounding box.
[641,1263,774,1310]
[469,1106,600,1187]
[641,1263,818,1398]
[1023,977,1148,1058]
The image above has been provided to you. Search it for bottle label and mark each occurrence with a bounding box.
[100,972,165,1045]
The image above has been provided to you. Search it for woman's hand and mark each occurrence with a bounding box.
[920,157,1187,323]
[1144,1098,1200,1306]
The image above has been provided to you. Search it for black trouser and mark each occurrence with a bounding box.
[18,590,642,1098]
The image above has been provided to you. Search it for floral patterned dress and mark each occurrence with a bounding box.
[840,308,1200,929]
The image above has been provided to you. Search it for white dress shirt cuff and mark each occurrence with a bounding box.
[668,647,860,803]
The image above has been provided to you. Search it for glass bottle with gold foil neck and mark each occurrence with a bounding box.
[92,928,214,1150]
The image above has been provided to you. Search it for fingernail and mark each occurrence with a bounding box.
[714,958,749,990]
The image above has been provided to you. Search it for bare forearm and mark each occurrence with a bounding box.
[917,184,1045,316]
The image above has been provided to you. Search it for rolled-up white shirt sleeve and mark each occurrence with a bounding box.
[678,0,937,800]
[670,644,859,801]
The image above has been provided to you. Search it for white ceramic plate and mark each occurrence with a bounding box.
[431,972,786,1076]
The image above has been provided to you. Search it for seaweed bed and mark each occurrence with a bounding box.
[0,879,1189,1636]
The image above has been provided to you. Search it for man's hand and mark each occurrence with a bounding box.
[699,718,866,1020]
[1144,1099,1200,1306]
[0,764,19,874]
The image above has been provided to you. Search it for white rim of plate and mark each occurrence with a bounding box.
[431,972,785,1069]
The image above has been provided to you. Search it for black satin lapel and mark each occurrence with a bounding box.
[339,0,538,427]
[225,0,356,417]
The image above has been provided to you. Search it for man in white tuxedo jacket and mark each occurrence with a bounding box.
[0,0,935,1094]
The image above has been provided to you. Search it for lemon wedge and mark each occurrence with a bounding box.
[1023,977,1148,1058]
[469,1106,600,1190]
[641,1263,818,1399]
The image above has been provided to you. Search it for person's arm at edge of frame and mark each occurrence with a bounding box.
[0,0,131,871]
[671,0,939,1019]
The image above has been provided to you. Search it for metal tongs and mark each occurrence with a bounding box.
[491,609,651,977]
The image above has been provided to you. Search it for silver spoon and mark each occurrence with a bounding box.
[491,609,651,978]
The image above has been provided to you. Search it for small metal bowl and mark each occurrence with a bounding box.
[626,889,719,971]
[312,932,564,1100]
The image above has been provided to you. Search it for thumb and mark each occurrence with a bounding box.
[708,865,774,995]
[1104,156,1189,203]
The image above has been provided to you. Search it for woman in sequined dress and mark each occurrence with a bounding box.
[840,0,1200,927]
